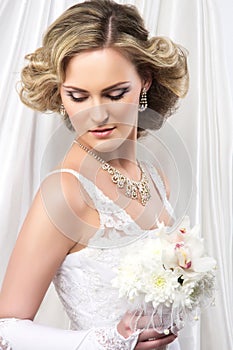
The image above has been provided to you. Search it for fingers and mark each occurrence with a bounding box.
[138,329,165,342]
[136,335,177,350]
[135,330,177,350]
[138,328,174,342]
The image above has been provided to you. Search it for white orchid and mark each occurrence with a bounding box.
[157,216,217,278]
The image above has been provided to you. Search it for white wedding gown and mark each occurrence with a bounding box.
[0,162,180,350]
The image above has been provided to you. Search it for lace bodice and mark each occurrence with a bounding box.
[53,247,123,330]
[52,162,175,330]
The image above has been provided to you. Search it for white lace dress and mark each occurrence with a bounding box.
[0,163,180,350]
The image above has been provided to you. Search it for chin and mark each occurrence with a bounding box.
[92,138,126,154]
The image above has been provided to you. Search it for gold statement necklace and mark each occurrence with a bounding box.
[73,140,151,206]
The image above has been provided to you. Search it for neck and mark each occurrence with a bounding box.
[100,140,137,168]
[77,138,137,166]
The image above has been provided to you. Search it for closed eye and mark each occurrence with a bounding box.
[66,92,87,102]
[106,87,130,101]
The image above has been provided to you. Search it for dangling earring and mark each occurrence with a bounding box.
[60,104,66,117]
[138,87,148,112]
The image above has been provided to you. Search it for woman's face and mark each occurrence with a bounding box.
[60,48,145,151]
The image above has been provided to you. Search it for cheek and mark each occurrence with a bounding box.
[61,96,80,117]
[107,103,138,128]
[127,88,141,104]
[106,88,140,126]
[60,88,86,117]
[69,109,91,136]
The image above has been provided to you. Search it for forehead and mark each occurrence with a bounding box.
[64,48,140,87]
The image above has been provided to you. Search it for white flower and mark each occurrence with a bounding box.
[111,216,216,333]
[158,216,216,278]
[143,268,180,308]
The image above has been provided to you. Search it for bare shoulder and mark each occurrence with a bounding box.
[41,168,99,244]
[42,168,87,212]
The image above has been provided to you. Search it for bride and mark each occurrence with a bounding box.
[0,0,189,349]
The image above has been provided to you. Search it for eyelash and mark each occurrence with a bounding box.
[66,88,129,103]
[66,93,86,102]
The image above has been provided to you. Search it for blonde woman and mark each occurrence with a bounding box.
[0,0,188,349]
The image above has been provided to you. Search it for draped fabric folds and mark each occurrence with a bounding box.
[0,1,232,349]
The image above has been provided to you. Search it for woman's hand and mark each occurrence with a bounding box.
[117,311,177,349]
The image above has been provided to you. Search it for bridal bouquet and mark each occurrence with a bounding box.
[112,216,216,334]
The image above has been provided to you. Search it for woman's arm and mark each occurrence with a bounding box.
[0,173,79,320]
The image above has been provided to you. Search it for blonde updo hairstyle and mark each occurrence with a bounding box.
[19,0,189,136]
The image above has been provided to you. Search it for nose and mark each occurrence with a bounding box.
[90,104,109,125]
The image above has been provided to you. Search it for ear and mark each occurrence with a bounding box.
[142,73,152,91]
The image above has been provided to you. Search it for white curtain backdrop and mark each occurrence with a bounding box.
[0,1,232,349]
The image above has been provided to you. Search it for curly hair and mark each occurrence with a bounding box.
[19,0,189,136]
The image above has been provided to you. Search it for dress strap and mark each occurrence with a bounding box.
[142,161,176,220]
[45,168,102,207]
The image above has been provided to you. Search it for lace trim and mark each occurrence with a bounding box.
[0,318,20,350]
[93,326,139,350]
[0,336,12,350]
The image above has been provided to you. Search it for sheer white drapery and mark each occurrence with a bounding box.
[0,1,232,349]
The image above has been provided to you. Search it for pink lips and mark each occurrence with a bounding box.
[89,127,116,138]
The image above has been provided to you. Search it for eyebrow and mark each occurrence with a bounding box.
[62,81,130,93]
